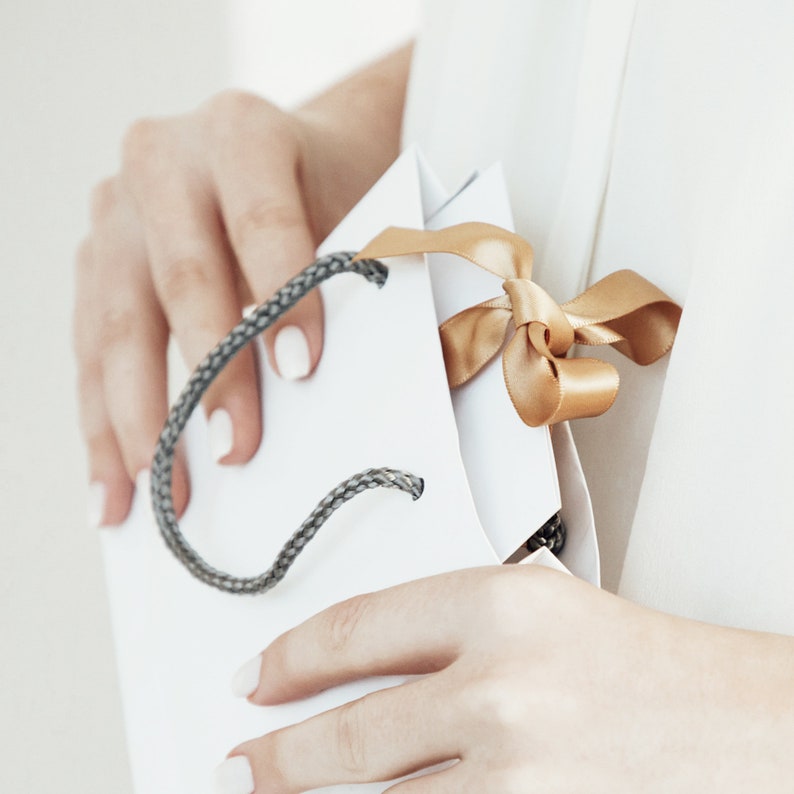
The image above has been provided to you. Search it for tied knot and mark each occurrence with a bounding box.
[502,277,575,357]
[354,222,681,427]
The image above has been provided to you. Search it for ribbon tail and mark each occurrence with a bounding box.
[353,223,535,279]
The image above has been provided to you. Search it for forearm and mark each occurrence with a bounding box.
[293,44,413,239]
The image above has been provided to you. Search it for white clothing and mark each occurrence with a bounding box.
[404,0,794,632]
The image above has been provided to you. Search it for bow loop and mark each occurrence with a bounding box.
[439,298,512,389]
[354,223,681,427]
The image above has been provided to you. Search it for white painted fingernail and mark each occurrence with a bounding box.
[274,325,311,380]
[135,469,150,496]
[135,469,154,520]
[231,653,262,698]
[212,756,255,794]
[208,408,234,462]
[87,481,107,528]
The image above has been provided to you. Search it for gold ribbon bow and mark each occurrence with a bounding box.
[354,222,682,426]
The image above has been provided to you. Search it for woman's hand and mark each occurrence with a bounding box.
[216,565,794,793]
[74,46,411,527]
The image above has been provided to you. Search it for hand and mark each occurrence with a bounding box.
[74,47,411,526]
[217,565,794,793]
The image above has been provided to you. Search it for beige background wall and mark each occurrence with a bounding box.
[0,1,416,790]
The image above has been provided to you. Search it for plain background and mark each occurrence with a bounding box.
[0,1,417,790]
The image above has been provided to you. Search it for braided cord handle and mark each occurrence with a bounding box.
[150,251,424,595]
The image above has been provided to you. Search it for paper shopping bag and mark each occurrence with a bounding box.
[100,147,599,793]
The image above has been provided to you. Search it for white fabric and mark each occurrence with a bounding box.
[403,0,794,631]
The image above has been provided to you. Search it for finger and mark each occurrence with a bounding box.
[122,117,261,465]
[238,570,484,705]
[231,676,459,793]
[208,97,323,381]
[74,237,135,526]
[90,177,190,514]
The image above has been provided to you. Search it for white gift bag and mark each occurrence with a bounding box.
[101,147,598,793]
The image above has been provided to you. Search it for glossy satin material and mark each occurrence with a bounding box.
[356,222,680,426]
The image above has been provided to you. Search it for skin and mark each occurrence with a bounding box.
[233,566,794,792]
[74,42,794,792]
[74,44,412,523]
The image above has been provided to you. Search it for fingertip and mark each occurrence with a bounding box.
[87,481,107,529]
[266,292,324,381]
[208,388,262,466]
[272,324,312,380]
[208,408,234,462]
[231,653,263,700]
[211,754,255,794]
[89,476,135,528]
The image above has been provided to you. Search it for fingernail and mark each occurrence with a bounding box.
[87,481,107,528]
[212,756,255,794]
[208,408,234,462]
[274,325,311,380]
[135,469,154,520]
[231,653,262,699]
[135,469,151,496]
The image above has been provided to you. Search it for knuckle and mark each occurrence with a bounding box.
[324,595,369,654]
[476,570,534,627]
[122,117,157,159]
[90,177,119,222]
[469,674,507,716]
[333,700,369,776]
[155,256,212,307]
[98,303,138,351]
[204,89,298,157]
[459,668,526,732]
[206,88,262,118]
[204,89,286,134]
[121,117,169,176]
[230,198,305,254]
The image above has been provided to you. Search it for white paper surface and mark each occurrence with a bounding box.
[101,149,599,794]
[423,164,560,560]
[102,150,500,794]
[422,163,599,580]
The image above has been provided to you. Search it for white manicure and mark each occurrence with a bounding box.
[231,653,262,699]
[212,756,255,794]
[208,408,234,462]
[87,481,107,528]
[135,469,154,520]
[274,325,311,380]
[135,469,151,496]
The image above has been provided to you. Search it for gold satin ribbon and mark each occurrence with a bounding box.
[353,222,681,426]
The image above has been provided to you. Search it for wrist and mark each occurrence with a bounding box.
[291,44,413,241]
[675,620,794,791]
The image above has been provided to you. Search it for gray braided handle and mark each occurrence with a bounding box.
[150,251,425,595]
